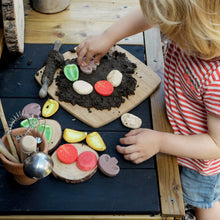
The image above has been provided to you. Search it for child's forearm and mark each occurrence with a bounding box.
[103,7,152,46]
[77,6,152,66]
[160,132,220,160]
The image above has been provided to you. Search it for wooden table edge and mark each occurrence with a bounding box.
[144,27,185,218]
[0,215,180,220]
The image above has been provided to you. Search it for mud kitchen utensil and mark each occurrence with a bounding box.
[0,128,48,185]
[0,99,20,161]
[0,139,19,163]
[39,40,64,98]
[23,151,53,179]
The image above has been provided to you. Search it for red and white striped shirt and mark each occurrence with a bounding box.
[164,42,220,175]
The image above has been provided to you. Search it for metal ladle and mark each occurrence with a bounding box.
[23,152,54,179]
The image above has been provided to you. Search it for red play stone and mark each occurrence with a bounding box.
[94,80,114,96]
[76,151,97,171]
[57,144,78,164]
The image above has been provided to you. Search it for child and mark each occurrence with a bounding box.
[77,1,220,219]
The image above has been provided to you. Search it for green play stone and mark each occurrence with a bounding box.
[64,64,79,82]
[20,119,52,143]
[37,124,52,143]
[20,118,38,128]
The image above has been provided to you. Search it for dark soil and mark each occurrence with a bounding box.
[55,49,137,111]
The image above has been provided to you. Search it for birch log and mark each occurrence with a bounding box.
[1,0,24,53]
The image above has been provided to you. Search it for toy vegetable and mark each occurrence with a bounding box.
[86,132,106,151]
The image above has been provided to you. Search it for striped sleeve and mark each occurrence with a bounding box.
[203,66,220,116]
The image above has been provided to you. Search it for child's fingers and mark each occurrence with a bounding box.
[123,152,140,162]
[117,145,144,164]
[125,154,145,164]
[116,144,137,155]
[76,42,85,55]
[132,157,145,164]
[120,135,137,145]
[77,47,87,65]
[124,128,144,137]
[94,55,102,65]
[82,51,95,66]
[76,43,83,54]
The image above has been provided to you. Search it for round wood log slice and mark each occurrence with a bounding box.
[45,119,62,153]
[52,143,99,183]
[1,0,24,53]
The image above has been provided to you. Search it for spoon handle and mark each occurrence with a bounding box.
[0,99,20,162]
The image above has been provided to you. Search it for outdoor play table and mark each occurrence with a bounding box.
[0,1,184,219]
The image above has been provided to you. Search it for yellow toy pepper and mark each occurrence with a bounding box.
[86,132,106,151]
[63,128,87,143]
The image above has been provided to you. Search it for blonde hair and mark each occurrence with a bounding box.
[140,0,220,60]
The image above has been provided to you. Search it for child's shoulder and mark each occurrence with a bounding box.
[168,41,220,72]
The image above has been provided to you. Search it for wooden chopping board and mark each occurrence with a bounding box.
[35,45,161,128]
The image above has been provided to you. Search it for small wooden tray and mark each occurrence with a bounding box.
[35,45,161,128]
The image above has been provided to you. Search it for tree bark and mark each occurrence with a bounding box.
[1,0,24,53]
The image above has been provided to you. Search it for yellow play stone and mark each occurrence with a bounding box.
[63,128,87,143]
[42,99,59,117]
[86,132,106,151]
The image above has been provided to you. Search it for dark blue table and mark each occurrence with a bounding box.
[0,44,160,216]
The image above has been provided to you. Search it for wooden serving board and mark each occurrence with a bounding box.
[35,45,161,128]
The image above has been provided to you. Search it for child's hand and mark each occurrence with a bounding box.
[76,33,114,67]
[116,128,161,164]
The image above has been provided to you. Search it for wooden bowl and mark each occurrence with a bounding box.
[30,0,70,14]
[0,128,48,185]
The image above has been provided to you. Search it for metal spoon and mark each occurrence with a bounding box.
[23,152,53,179]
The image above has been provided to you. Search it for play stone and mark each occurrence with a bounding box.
[73,80,93,95]
[107,70,123,87]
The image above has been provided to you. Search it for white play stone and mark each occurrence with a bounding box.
[107,70,123,87]
[121,113,142,129]
[73,80,93,95]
